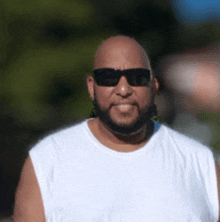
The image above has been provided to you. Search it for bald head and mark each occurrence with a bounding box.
[93,35,151,71]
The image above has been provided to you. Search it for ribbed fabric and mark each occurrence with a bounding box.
[29,120,219,222]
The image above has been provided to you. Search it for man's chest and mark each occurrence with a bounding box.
[46,161,211,222]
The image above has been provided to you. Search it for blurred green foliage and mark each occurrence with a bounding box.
[0,0,220,216]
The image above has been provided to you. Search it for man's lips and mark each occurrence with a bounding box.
[112,103,137,112]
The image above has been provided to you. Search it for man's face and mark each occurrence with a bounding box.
[87,37,159,135]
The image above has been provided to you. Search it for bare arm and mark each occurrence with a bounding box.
[13,156,46,222]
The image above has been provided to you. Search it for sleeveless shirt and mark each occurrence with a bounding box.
[29,120,219,222]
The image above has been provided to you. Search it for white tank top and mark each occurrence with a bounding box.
[29,120,219,222]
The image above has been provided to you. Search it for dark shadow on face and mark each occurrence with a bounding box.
[93,95,156,136]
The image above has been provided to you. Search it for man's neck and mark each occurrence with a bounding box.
[87,118,154,152]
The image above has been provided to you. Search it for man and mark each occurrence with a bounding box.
[13,35,220,221]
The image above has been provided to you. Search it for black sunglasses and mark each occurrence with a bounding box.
[93,68,151,86]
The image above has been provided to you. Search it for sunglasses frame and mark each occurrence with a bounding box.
[93,68,152,87]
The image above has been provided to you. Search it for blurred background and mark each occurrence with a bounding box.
[0,0,220,219]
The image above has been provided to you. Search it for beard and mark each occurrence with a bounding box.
[93,97,156,136]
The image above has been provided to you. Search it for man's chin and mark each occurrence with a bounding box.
[103,118,145,136]
[110,118,137,128]
[93,98,155,136]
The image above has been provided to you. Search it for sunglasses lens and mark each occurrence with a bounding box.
[127,69,151,86]
[93,69,151,86]
[93,69,120,86]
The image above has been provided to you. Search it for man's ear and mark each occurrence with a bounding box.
[86,76,95,101]
[152,77,159,97]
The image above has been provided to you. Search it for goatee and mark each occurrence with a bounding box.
[93,98,156,136]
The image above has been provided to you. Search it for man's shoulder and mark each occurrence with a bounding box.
[46,119,87,141]
[30,119,88,153]
[160,123,213,155]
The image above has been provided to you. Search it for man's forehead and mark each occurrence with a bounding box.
[93,36,151,70]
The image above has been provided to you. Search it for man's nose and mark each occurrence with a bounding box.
[114,76,133,97]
